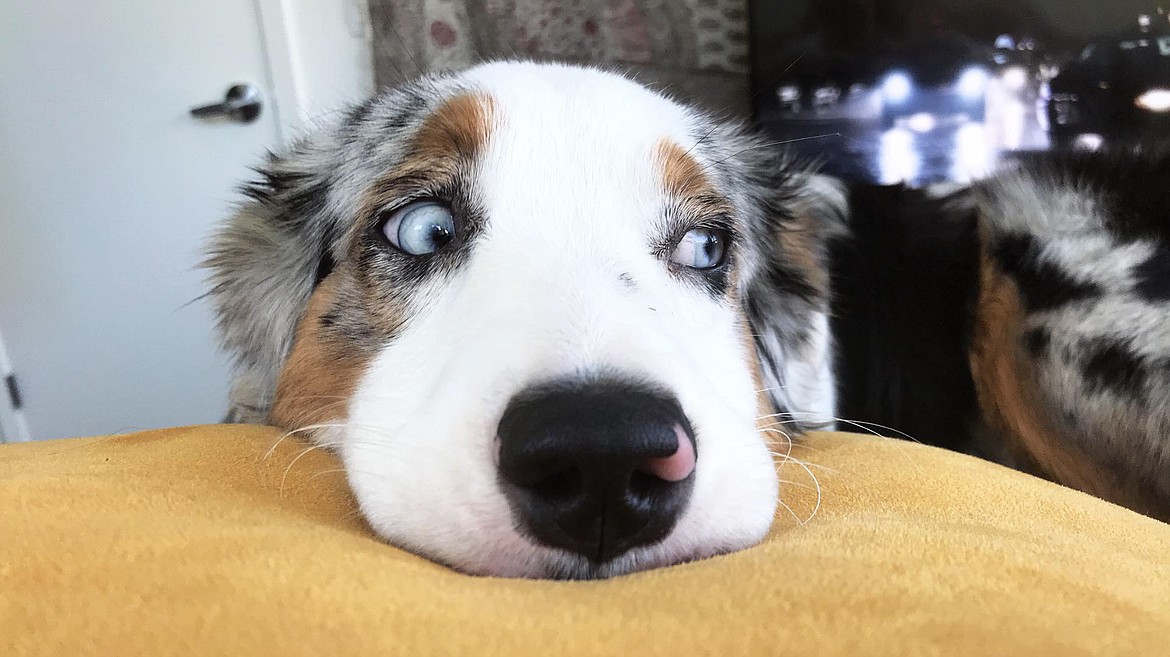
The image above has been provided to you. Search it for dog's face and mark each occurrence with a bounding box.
[207,62,842,579]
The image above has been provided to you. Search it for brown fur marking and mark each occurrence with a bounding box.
[658,142,786,446]
[657,139,711,200]
[413,93,496,161]
[655,139,735,218]
[744,321,778,431]
[270,274,370,430]
[731,283,780,447]
[270,94,497,431]
[366,93,496,216]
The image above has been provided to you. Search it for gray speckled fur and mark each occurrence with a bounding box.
[978,169,1170,500]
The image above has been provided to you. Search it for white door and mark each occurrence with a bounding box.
[0,0,285,440]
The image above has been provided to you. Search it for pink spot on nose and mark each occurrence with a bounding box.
[638,425,696,482]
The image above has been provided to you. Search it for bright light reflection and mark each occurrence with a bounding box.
[957,67,990,100]
[1000,66,1027,92]
[1136,88,1170,112]
[1074,133,1106,151]
[883,72,913,103]
[879,127,920,184]
[952,122,997,183]
[907,112,937,133]
[999,98,1027,151]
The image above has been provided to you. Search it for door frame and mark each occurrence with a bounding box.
[254,0,375,140]
[0,330,32,443]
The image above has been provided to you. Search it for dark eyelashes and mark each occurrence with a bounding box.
[367,190,446,227]
[654,211,740,259]
[691,215,740,242]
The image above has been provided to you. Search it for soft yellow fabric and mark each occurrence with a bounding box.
[2,425,1169,656]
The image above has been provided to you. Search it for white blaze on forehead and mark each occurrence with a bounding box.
[464,62,699,149]
[463,62,702,239]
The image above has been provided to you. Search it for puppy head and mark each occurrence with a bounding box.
[206,62,842,579]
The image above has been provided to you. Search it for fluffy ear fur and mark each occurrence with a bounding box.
[203,146,340,423]
[748,170,848,429]
[700,122,848,428]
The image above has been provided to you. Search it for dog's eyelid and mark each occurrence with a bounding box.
[692,214,739,241]
[662,213,740,250]
[372,193,448,220]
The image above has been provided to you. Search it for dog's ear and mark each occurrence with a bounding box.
[204,145,342,424]
[726,136,848,429]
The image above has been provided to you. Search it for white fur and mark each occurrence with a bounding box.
[981,172,1105,236]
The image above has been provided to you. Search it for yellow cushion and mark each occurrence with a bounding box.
[2,425,1168,656]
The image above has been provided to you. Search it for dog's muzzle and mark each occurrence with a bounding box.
[497,380,697,564]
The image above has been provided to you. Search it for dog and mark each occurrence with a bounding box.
[205,61,1170,579]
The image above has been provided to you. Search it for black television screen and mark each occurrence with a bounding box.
[750,0,1170,185]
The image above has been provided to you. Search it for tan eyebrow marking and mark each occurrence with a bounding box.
[412,93,496,163]
[272,96,500,431]
[656,138,714,200]
[360,93,497,225]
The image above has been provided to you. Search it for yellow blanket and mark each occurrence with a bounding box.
[2,425,1168,656]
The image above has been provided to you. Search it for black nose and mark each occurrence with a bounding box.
[496,381,696,564]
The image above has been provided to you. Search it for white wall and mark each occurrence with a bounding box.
[0,1,374,440]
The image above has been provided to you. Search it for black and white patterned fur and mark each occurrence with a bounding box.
[980,155,1170,509]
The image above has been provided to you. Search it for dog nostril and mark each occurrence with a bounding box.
[627,469,677,505]
[635,425,696,483]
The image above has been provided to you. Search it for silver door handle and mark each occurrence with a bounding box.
[190,84,262,124]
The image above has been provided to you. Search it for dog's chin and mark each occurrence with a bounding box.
[393,535,757,581]
[355,496,776,580]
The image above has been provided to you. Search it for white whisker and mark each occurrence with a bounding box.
[791,456,823,524]
[280,444,328,497]
[775,497,803,525]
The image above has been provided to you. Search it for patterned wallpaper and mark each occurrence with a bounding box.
[367,0,752,115]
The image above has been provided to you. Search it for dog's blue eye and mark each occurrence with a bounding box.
[670,228,727,270]
[380,201,456,255]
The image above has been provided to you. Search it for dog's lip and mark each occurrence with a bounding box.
[637,424,696,482]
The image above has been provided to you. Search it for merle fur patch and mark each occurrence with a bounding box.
[1011,153,1170,243]
[1081,339,1148,396]
[1024,327,1050,358]
[992,233,1102,312]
